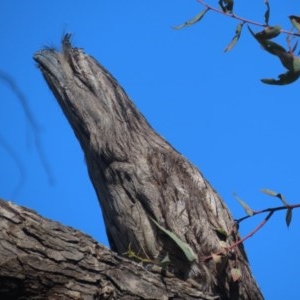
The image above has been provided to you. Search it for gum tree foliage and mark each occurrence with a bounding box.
[174,0,300,85]
[174,0,300,267]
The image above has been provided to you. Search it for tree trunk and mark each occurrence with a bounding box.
[0,198,216,299]
[4,34,263,299]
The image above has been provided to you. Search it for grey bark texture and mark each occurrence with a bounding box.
[0,198,215,299]
[26,34,263,299]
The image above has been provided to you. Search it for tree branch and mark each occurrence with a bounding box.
[0,198,217,299]
[197,0,300,37]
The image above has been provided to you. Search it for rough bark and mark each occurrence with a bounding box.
[30,34,262,299]
[0,198,216,299]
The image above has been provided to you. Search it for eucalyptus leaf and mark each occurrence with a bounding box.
[173,8,210,30]
[231,268,242,282]
[277,52,297,71]
[248,25,256,38]
[264,0,270,25]
[261,40,287,56]
[261,72,300,85]
[276,53,300,73]
[219,0,234,14]
[150,217,197,263]
[277,193,289,207]
[248,26,286,55]
[292,40,298,54]
[233,193,253,216]
[261,189,289,206]
[292,56,300,72]
[248,24,300,85]
[261,189,278,197]
[224,22,244,52]
[289,15,300,32]
[286,208,293,227]
[255,26,281,40]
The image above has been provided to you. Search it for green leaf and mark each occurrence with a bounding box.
[224,22,244,52]
[292,40,298,54]
[248,25,257,38]
[277,193,289,207]
[233,193,253,216]
[150,217,197,263]
[173,8,210,30]
[255,26,281,40]
[276,52,298,71]
[219,0,234,14]
[280,55,294,70]
[260,40,287,56]
[231,267,242,282]
[286,208,293,227]
[261,189,289,206]
[261,70,300,85]
[248,26,286,55]
[261,189,278,197]
[264,0,270,25]
[292,56,300,72]
[289,15,300,32]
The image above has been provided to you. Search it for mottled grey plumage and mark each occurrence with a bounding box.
[34,35,263,299]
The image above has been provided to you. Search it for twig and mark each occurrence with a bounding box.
[235,202,300,224]
[232,210,274,246]
[202,211,273,261]
[0,71,55,186]
[203,202,300,262]
[197,0,265,27]
[197,0,300,37]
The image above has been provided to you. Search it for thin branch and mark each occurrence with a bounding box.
[202,211,274,262]
[235,202,300,224]
[197,0,265,27]
[197,0,300,37]
[203,202,300,262]
[231,210,274,246]
[0,71,55,186]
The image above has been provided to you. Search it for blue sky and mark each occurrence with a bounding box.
[1,1,300,298]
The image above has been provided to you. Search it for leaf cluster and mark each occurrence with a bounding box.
[235,189,296,228]
[174,0,300,85]
[205,188,300,282]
